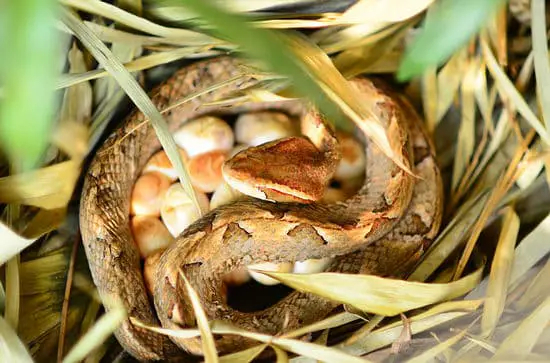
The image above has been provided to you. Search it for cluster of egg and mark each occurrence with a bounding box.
[130,112,366,294]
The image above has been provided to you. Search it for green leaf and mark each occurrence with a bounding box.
[0,0,59,170]
[397,0,506,81]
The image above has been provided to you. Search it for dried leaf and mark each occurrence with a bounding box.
[211,321,370,363]
[509,213,550,288]
[0,222,36,266]
[452,56,478,191]
[218,344,267,363]
[481,207,519,336]
[180,271,219,363]
[492,297,550,360]
[0,160,80,209]
[282,312,357,339]
[57,46,214,89]
[254,266,482,316]
[340,0,433,23]
[514,257,550,311]
[62,302,126,363]
[531,0,550,132]
[409,191,489,282]
[407,329,467,363]
[273,345,289,363]
[20,250,69,295]
[4,256,20,330]
[421,67,438,133]
[435,48,466,123]
[339,300,483,356]
[60,0,215,42]
[133,319,369,363]
[0,315,33,363]
[481,38,550,144]
[59,42,93,124]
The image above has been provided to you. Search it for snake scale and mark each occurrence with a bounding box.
[80,56,443,361]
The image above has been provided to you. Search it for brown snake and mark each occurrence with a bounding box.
[80,56,443,361]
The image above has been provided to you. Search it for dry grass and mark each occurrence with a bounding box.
[1,0,550,362]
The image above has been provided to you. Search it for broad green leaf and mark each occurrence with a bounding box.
[397,0,506,81]
[0,0,59,170]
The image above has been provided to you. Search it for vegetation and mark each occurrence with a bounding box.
[1,0,549,362]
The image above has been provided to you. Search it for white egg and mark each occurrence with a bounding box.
[293,258,333,274]
[173,116,234,157]
[235,112,297,146]
[247,262,293,286]
[210,181,245,210]
[334,132,366,181]
[130,172,172,217]
[131,216,174,259]
[142,148,188,182]
[160,184,210,238]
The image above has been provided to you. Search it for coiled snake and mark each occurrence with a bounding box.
[80,57,443,361]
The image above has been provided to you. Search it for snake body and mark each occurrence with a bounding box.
[80,57,443,361]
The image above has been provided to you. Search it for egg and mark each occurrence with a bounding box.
[130,172,172,217]
[334,131,366,181]
[187,150,227,193]
[247,262,294,286]
[173,116,234,157]
[210,181,245,210]
[235,112,297,146]
[131,216,174,258]
[160,184,210,238]
[142,148,189,182]
[293,258,333,274]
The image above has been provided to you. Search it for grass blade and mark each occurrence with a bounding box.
[481,207,520,336]
[531,0,550,132]
[0,315,33,363]
[492,296,550,360]
[62,303,127,363]
[61,8,203,216]
[180,270,219,363]
[481,38,550,145]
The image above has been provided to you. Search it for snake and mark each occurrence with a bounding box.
[79,56,443,361]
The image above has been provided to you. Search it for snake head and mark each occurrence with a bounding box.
[222,136,338,203]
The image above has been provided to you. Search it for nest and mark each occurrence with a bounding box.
[1,0,549,362]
